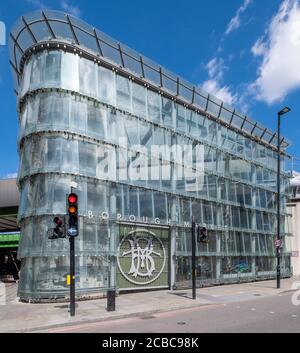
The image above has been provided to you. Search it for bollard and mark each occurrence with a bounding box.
[106,289,116,311]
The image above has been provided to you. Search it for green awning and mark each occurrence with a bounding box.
[0,233,20,248]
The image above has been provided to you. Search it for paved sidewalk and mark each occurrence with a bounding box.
[0,277,299,333]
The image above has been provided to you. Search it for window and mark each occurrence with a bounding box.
[60,139,79,174]
[44,51,61,86]
[153,192,167,220]
[176,104,186,132]
[98,66,115,104]
[70,98,87,134]
[116,75,131,112]
[207,174,217,199]
[30,52,44,89]
[79,141,96,177]
[61,52,79,91]
[87,103,99,138]
[79,58,97,97]
[161,96,173,128]
[132,82,146,117]
[87,182,107,214]
[139,190,153,218]
[202,201,213,225]
[147,90,161,123]
[47,138,61,171]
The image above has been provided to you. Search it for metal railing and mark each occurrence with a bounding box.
[9,10,290,151]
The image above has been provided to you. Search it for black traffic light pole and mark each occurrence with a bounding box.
[69,235,75,317]
[191,217,196,300]
[68,187,78,317]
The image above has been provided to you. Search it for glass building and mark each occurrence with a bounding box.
[10,11,291,301]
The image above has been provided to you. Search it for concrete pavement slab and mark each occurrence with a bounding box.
[0,276,299,333]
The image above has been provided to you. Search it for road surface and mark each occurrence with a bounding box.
[39,291,300,333]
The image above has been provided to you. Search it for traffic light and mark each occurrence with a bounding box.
[197,226,208,243]
[48,216,65,239]
[67,193,78,237]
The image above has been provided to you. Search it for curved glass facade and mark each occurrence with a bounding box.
[10,11,291,301]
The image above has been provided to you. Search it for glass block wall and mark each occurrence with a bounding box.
[11,11,291,300]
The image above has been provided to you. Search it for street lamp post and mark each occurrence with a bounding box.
[276,107,290,289]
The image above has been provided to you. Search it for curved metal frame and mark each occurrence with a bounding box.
[9,10,289,151]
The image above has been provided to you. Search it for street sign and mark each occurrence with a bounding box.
[68,227,78,237]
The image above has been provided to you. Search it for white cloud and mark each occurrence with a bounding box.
[200,57,237,106]
[205,57,227,80]
[226,0,252,35]
[201,79,237,106]
[61,0,81,17]
[250,0,300,104]
[3,173,17,179]
[251,38,266,56]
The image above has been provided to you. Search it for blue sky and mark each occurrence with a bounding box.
[0,0,299,178]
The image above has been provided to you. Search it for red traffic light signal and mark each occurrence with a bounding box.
[68,193,77,204]
[67,193,78,237]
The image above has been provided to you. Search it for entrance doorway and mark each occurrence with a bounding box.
[0,248,20,282]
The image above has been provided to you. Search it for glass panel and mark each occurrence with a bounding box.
[132,81,146,117]
[116,75,131,112]
[176,104,186,133]
[16,26,35,52]
[74,27,99,55]
[100,41,122,66]
[60,139,79,174]
[139,120,153,148]
[161,96,173,128]
[47,138,62,171]
[123,53,143,76]
[20,58,33,97]
[193,92,207,110]
[202,201,213,225]
[143,64,161,86]
[98,66,115,105]
[153,192,167,220]
[87,102,102,139]
[206,99,221,117]
[178,82,193,102]
[220,107,233,123]
[139,190,153,218]
[147,90,161,123]
[29,22,51,42]
[44,51,61,87]
[162,73,177,93]
[79,141,96,177]
[47,93,69,129]
[48,20,74,43]
[30,52,44,89]
[61,52,79,91]
[70,97,87,134]
[79,57,97,97]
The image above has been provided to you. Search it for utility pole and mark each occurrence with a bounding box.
[276,107,290,289]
